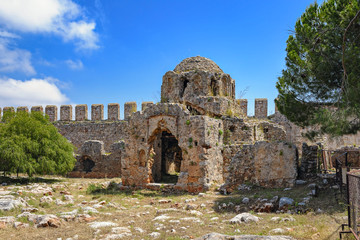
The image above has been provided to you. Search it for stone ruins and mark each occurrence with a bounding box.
[1,56,357,192]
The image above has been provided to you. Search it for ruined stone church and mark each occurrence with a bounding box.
[4,56,342,192]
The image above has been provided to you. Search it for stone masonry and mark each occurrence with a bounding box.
[3,56,335,192]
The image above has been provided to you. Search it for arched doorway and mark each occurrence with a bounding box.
[149,130,183,184]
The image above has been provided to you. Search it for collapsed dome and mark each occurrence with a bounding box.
[174,56,223,73]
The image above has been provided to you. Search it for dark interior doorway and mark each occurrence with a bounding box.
[151,131,182,184]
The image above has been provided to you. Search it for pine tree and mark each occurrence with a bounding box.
[276,0,360,138]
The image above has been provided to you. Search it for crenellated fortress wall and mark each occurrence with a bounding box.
[0,97,273,122]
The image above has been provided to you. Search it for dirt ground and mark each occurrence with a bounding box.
[0,176,352,240]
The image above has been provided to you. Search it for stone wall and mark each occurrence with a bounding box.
[69,140,122,178]
[223,141,298,192]
[54,121,128,153]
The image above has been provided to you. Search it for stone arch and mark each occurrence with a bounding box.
[148,126,183,184]
[80,156,95,173]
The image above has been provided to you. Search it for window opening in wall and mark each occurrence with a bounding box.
[210,79,218,96]
[180,78,189,98]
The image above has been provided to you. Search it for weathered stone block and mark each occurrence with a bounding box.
[17,106,28,112]
[60,105,72,121]
[255,98,267,118]
[91,104,104,121]
[31,106,43,113]
[141,101,153,112]
[124,102,137,120]
[237,99,248,116]
[45,105,58,122]
[108,103,120,121]
[75,104,88,121]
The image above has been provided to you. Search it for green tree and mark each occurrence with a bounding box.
[0,111,76,177]
[276,0,360,138]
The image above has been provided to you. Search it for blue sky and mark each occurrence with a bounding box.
[0,0,322,118]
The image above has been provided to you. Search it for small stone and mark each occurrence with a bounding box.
[36,214,61,228]
[295,180,307,185]
[210,217,219,221]
[13,221,30,228]
[190,210,202,216]
[149,232,161,238]
[242,197,249,204]
[82,206,99,214]
[158,199,172,204]
[40,196,53,203]
[270,217,281,222]
[185,204,197,210]
[316,208,323,214]
[153,215,171,221]
[21,207,38,213]
[279,197,294,209]
[89,221,117,229]
[198,193,205,197]
[270,228,286,234]
[229,212,260,224]
[111,226,131,234]
[134,227,145,233]
[283,188,292,191]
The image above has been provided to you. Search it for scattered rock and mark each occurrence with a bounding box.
[196,232,295,240]
[89,221,117,229]
[229,213,260,224]
[82,206,99,214]
[149,232,161,238]
[295,180,307,185]
[36,214,61,228]
[270,228,286,234]
[13,221,29,228]
[279,197,294,209]
[242,197,249,204]
[111,227,131,234]
[153,215,171,221]
[21,207,38,213]
[40,196,53,203]
[134,227,145,233]
[0,197,24,211]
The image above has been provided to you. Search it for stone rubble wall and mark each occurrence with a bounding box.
[223,141,298,192]
[54,121,128,153]
[69,140,122,178]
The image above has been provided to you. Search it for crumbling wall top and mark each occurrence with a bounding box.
[174,56,223,73]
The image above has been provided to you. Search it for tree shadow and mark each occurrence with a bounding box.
[0,176,62,186]
[86,181,189,198]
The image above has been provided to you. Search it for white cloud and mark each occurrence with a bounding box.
[0,30,19,38]
[65,59,83,70]
[0,0,99,50]
[0,77,68,107]
[0,39,35,75]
